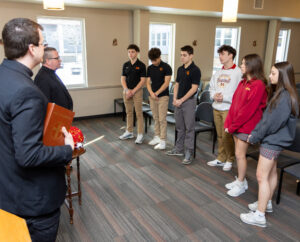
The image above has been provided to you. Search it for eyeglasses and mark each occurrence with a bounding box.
[38,40,48,47]
[48,56,61,60]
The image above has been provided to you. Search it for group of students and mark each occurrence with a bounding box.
[119,43,299,228]
[119,44,200,164]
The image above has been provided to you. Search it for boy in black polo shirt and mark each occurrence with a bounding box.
[166,45,201,164]
[146,48,172,150]
[119,44,146,144]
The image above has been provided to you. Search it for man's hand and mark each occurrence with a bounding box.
[150,92,158,100]
[214,93,223,102]
[62,126,74,150]
[175,99,183,107]
[225,128,229,133]
[126,90,133,99]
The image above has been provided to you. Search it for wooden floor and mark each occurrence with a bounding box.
[57,116,300,242]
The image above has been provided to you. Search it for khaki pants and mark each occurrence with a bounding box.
[213,109,235,163]
[123,89,144,134]
[149,96,169,141]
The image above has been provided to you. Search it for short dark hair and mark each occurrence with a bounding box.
[127,44,140,52]
[148,48,161,61]
[43,47,57,64]
[181,45,193,55]
[218,45,237,60]
[2,18,43,60]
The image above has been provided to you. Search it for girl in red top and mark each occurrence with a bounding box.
[224,54,267,197]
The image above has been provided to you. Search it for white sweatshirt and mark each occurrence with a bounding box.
[209,64,242,111]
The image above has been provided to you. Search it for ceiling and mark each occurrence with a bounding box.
[1,0,300,22]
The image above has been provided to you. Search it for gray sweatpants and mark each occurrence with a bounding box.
[175,98,196,152]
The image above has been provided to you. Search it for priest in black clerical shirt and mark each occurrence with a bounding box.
[34,47,73,111]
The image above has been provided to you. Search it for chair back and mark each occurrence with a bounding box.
[295,82,300,89]
[198,90,212,103]
[168,93,175,113]
[169,82,175,93]
[286,120,300,153]
[203,83,210,91]
[143,87,149,103]
[195,102,214,123]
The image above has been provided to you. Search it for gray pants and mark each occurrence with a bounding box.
[175,98,196,152]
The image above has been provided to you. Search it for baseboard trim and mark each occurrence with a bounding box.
[74,112,122,121]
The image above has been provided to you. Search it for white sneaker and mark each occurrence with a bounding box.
[119,131,134,140]
[248,201,273,213]
[135,134,144,144]
[223,162,232,171]
[207,159,224,166]
[240,211,266,228]
[227,182,246,197]
[148,136,160,145]
[225,176,248,190]
[154,140,166,150]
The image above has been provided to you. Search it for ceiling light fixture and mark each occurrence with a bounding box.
[222,0,239,22]
[43,0,65,10]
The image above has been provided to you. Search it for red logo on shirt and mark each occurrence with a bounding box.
[160,67,163,71]
[136,67,140,70]
[186,71,190,75]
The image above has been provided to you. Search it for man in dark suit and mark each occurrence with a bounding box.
[0,18,74,242]
[35,47,73,110]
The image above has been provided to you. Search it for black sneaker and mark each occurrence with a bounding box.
[166,148,184,156]
[182,150,193,165]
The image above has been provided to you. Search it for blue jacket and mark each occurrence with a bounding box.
[0,59,72,217]
[249,90,298,151]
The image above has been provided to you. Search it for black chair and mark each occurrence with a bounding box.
[114,98,125,121]
[203,83,210,91]
[276,121,300,203]
[169,82,175,93]
[282,163,300,195]
[295,83,300,89]
[198,90,212,104]
[194,102,216,158]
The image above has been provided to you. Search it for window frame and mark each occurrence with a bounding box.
[37,16,88,89]
[275,28,291,63]
[212,26,241,75]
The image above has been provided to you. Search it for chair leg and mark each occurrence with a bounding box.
[276,169,284,204]
[144,115,148,133]
[297,180,300,196]
[212,128,217,154]
[114,100,116,116]
[122,103,125,121]
[134,110,136,127]
[174,128,177,145]
[194,133,197,158]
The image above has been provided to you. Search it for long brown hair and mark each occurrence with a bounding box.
[268,62,299,116]
[242,54,267,85]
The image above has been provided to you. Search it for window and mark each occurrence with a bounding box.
[212,27,241,74]
[275,29,291,63]
[149,23,175,75]
[37,17,87,88]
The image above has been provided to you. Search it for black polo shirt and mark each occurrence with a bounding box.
[122,59,146,89]
[147,61,172,97]
[176,61,201,99]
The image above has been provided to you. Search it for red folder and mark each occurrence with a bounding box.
[43,103,75,146]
